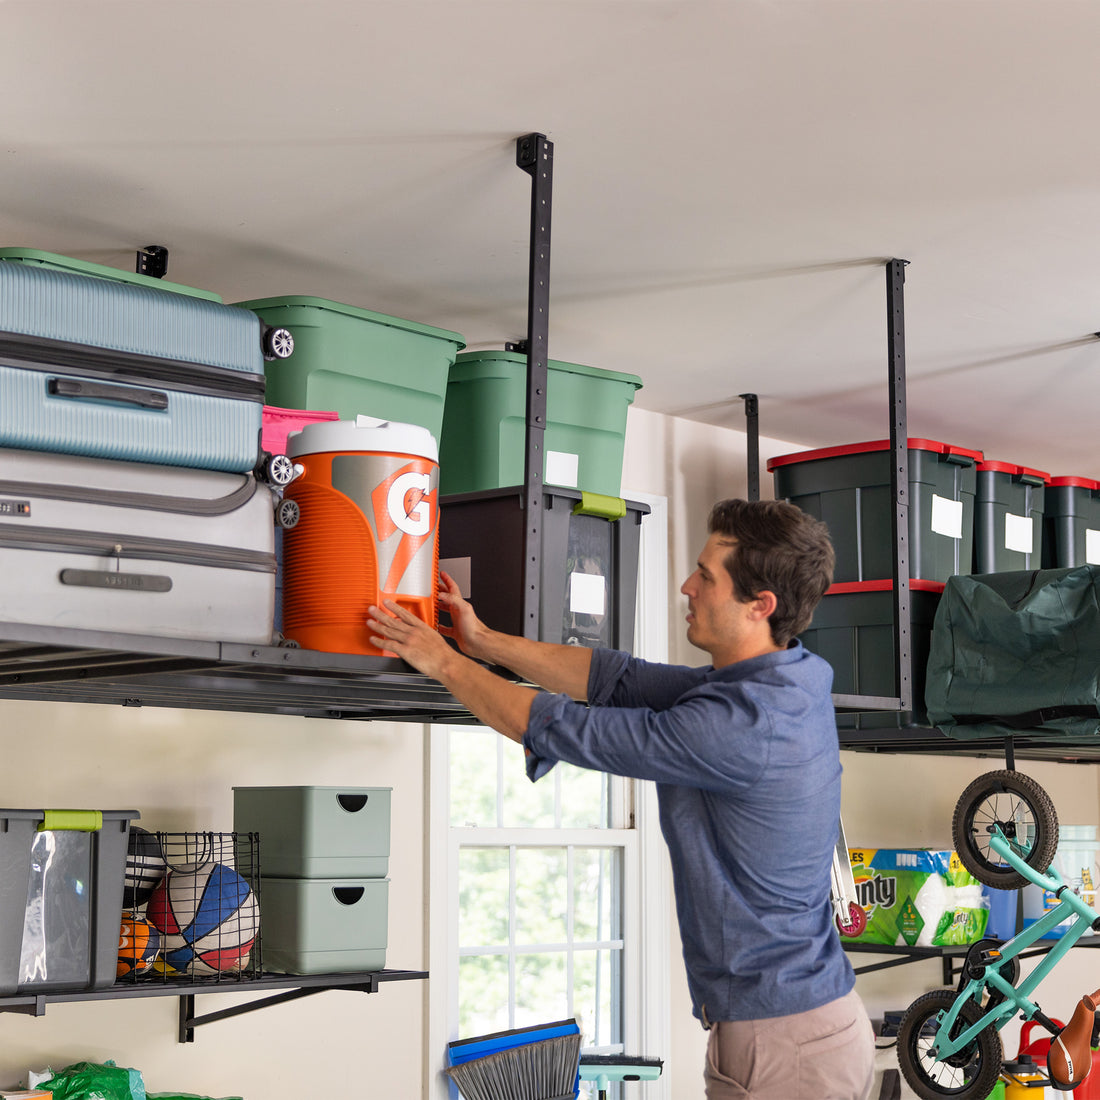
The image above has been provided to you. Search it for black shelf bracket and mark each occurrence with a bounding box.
[516,132,553,640]
[740,393,760,501]
[135,245,169,279]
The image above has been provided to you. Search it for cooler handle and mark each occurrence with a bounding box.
[38,809,103,832]
[573,492,627,521]
[48,377,169,411]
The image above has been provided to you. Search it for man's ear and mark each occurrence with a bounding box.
[751,590,778,620]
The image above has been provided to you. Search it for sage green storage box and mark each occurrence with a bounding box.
[233,786,391,879]
[0,247,223,301]
[0,808,138,994]
[438,350,642,497]
[260,876,389,975]
[800,579,943,729]
[234,295,465,441]
[769,438,983,584]
[975,460,1049,573]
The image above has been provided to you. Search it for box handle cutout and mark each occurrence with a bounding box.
[337,794,369,813]
[333,886,365,906]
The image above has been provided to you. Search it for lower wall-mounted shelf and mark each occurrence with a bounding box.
[837,723,1100,764]
[0,968,428,1043]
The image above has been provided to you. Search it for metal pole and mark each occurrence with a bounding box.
[516,133,553,640]
[886,259,912,711]
[739,393,760,501]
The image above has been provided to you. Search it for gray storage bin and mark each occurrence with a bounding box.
[233,786,391,878]
[260,876,389,975]
[0,808,138,994]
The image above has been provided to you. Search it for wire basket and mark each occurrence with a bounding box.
[116,829,262,986]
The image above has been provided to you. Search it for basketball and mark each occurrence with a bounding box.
[146,861,259,974]
[117,914,161,978]
[123,827,168,910]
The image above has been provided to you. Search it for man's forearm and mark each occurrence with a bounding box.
[434,645,540,742]
[474,629,593,700]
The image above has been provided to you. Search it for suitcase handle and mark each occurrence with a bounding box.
[48,376,169,410]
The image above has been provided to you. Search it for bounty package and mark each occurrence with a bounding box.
[847,848,989,947]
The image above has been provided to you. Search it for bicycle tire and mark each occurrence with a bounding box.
[897,989,1004,1100]
[951,770,1059,889]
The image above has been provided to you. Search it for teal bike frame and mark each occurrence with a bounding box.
[931,827,1099,1062]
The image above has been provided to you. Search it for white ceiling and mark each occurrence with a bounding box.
[4,0,1100,479]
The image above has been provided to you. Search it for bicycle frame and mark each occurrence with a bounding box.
[931,827,1100,1062]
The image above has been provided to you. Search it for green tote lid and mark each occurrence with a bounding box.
[234,294,465,348]
[453,349,642,390]
[0,248,223,301]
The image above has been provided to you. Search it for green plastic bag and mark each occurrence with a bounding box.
[37,1061,145,1100]
[925,566,1100,740]
[148,1094,244,1099]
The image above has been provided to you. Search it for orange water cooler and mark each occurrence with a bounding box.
[281,415,439,655]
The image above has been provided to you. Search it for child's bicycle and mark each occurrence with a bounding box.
[897,769,1100,1100]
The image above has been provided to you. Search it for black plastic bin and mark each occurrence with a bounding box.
[974,460,1048,573]
[1042,475,1100,569]
[438,487,649,652]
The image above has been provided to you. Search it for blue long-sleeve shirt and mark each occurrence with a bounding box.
[522,642,855,1024]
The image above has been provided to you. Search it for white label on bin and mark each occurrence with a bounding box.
[570,571,606,616]
[545,450,580,489]
[1087,529,1100,565]
[438,557,472,598]
[1004,513,1035,554]
[930,494,963,539]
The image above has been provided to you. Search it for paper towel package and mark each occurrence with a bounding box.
[847,848,990,947]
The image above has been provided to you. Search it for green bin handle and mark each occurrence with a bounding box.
[38,809,103,832]
[572,492,627,521]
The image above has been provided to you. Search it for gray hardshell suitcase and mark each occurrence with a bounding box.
[0,253,270,473]
[0,447,276,644]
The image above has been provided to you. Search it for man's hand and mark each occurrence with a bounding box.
[367,600,456,681]
[437,570,492,660]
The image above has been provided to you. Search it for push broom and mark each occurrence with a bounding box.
[446,1019,582,1100]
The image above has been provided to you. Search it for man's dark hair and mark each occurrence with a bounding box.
[707,498,835,647]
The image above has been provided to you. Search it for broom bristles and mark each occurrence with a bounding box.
[445,1032,582,1100]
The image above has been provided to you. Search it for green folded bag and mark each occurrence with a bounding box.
[925,565,1100,740]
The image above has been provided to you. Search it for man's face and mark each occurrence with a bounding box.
[679,532,744,659]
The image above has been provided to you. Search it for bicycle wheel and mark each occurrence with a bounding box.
[951,770,1059,889]
[897,989,1003,1100]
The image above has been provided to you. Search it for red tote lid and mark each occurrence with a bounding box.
[768,438,984,471]
[824,578,946,596]
[1049,475,1100,490]
[977,459,1050,482]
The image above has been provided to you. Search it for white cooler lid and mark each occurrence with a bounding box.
[287,414,439,462]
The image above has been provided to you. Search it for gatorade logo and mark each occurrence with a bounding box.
[386,470,432,536]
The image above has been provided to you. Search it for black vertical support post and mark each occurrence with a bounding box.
[516,133,553,640]
[740,393,760,501]
[886,259,912,711]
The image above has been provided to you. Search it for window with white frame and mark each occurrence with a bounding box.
[429,492,669,1100]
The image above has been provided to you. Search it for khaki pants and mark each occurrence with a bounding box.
[704,989,875,1100]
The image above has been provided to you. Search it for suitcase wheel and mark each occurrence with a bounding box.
[262,326,295,360]
[276,498,300,529]
[263,453,299,487]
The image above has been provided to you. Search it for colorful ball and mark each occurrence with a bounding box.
[146,861,259,975]
[123,827,168,909]
[117,914,161,978]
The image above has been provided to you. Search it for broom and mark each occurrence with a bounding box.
[446,1021,582,1100]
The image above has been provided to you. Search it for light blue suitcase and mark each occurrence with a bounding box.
[0,251,269,473]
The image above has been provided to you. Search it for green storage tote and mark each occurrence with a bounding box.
[0,808,138,994]
[1043,476,1100,568]
[769,438,983,584]
[438,350,642,497]
[799,579,943,729]
[974,460,1048,573]
[438,487,648,652]
[233,786,391,879]
[260,876,389,975]
[233,294,465,442]
[0,247,222,301]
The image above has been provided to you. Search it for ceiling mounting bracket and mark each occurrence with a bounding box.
[739,393,760,501]
[135,245,169,279]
